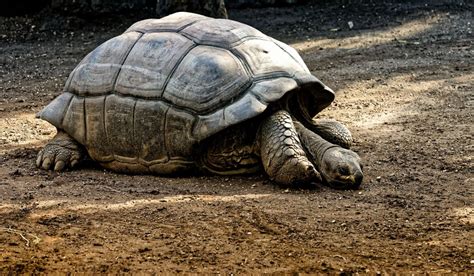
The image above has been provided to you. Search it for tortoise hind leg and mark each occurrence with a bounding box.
[36,129,86,171]
[259,110,321,185]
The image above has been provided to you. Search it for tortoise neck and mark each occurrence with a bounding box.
[293,120,337,168]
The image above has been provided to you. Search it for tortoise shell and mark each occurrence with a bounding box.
[38,12,334,171]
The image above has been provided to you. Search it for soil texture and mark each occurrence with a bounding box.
[0,0,473,273]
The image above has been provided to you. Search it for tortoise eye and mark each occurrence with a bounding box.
[338,166,349,175]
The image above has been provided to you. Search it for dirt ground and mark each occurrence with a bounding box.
[0,0,473,273]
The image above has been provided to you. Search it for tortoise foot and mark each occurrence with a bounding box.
[36,130,86,171]
[259,110,321,185]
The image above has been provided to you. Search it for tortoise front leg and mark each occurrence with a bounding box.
[259,110,321,185]
[36,129,86,171]
[308,119,353,149]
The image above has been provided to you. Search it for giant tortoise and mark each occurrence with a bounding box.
[36,12,363,188]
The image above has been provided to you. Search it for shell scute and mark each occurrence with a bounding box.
[234,38,308,77]
[115,32,194,98]
[164,45,250,113]
[39,12,335,168]
[180,18,264,47]
[67,32,142,95]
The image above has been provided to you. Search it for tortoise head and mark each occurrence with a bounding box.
[319,147,363,189]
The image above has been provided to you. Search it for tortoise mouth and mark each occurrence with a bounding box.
[325,179,361,190]
[323,171,363,190]
[317,159,363,189]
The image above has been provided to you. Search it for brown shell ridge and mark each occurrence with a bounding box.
[164,79,253,107]
[178,31,272,49]
[128,18,213,34]
[61,73,299,116]
[252,71,294,81]
[228,47,255,80]
[60,92,209,116]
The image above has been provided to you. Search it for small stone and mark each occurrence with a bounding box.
[376,176,382,181]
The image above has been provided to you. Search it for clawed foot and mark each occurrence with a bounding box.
[260,110,322,185]
[36,131,85,171]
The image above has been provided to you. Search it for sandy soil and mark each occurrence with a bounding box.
[1,0,473,273]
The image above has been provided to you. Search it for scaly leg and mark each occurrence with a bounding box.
[259,110,321,185]
[308,119,353,149]
[36,129,86,171]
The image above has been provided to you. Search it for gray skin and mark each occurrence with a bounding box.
[36,12,363,189]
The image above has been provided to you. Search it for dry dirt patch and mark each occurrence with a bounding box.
[1,1,473,273]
